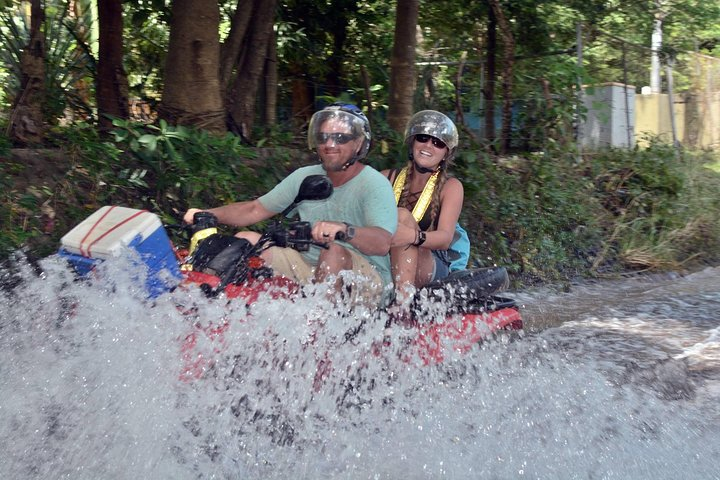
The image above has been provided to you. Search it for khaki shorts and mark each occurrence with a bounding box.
[266,246,385,306]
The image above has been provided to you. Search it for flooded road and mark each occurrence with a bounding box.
[520,266,720,376]
[1,256,718,479]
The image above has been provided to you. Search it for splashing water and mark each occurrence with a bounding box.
[1,255,719,479]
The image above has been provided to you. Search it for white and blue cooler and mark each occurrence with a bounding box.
[58,206,182,297]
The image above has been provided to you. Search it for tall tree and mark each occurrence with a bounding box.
[323,0,359,97]
[97,0,129,132]
[219,0,254,92]
[484,4,497,147]
[263,26,278,128]
[488,0,515,154]
[225,0,277,139]
[387,0,419,133]
[160,0,225,133]
[288,61,314,127]
[8,0,45,145]
[278,0,375,127]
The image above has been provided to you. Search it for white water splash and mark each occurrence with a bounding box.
[1,256,719,479]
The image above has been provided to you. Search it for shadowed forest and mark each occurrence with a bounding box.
[2,0,719,286]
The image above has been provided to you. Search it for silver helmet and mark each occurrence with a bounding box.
[404,110,459,153]
[307,103,371,164]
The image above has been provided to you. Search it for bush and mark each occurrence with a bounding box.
[2,122,719,285]
[453,141,720,283]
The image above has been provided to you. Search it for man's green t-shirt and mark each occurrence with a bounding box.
[258,164,398,287]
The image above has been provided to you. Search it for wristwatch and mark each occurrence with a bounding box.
[343,222,356,240]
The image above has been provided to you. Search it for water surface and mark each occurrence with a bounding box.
[1,256,718,479]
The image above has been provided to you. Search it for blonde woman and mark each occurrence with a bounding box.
[381,110,464,305]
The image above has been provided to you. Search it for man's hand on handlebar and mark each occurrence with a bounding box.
[311,221,348,244]
[183,208,204,225]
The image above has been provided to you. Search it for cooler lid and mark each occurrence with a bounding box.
[60,205,162,258]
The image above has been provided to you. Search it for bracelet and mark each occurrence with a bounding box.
[414,231,426,247]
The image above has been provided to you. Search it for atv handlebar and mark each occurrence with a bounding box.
[185,213,342,256]
[265,220,346,250]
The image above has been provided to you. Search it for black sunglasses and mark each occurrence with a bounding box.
[415,134,447,149]
[316,132,357,145]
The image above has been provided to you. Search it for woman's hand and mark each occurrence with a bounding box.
[391,223,419,248]
[391,208,421,248]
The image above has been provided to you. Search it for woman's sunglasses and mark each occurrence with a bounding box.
[415,134,447,149]
[316,132,357,145]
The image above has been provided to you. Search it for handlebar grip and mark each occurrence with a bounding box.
[334,231,346,242]
[192,211,218,229]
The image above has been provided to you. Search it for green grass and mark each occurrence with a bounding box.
[707,154,720,173]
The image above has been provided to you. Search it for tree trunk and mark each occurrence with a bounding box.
[455,51,467,126]
[160,0,225,133]
[226,0,277,140]
[360,65,373,121]
[325,11,349,97]
[387,0,419,134]
[220,0,255,92]
[97,0,129,133]
[488,0,515,154]
[290,64,313,128]
[263,27,278,128]
[8,0,45,145]
[483,3,497,147]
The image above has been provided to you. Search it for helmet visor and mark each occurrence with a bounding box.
[308,110,367,150]
[404,110,458,151]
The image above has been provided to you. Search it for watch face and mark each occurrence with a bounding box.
[344,223,355,240]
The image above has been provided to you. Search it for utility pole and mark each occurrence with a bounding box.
[650,2,667,94]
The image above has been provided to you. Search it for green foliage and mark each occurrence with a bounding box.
[0,8,24,100]
[366,124,405,172]
[0,127,10,156]
[449,140,720,284]
[0,162,29,257]
[2,124,719,281]
[454,148,602,283]
[123,1,169,100]
[2,0,720,280]
[277,0,396,112]
[589,144,720,270]
[0,121,300,260]
[0,1,95,125]
[109,119,278,217]
[1,125,128,257]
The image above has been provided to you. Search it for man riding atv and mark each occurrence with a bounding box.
[183,103,398,307]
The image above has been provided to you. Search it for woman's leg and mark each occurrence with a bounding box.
[391,208,437,289]
[390,208,420,296]
[414,248,435,288]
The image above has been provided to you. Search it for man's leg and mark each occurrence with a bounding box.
[315,243,354,283]
[326,247,384,308]
[265,246,314,283]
